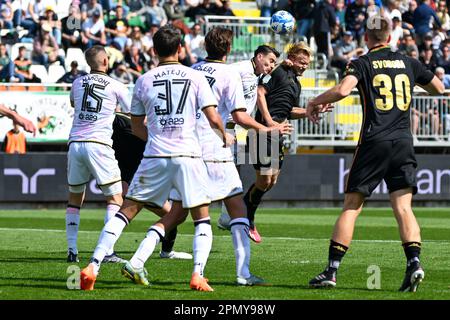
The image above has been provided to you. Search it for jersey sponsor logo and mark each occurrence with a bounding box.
[372,60,406,69]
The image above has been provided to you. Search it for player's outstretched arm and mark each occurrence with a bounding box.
[306,75,358,124]
[131,115,148,141]
[419,76,445,96]
[0,103,36,134]
[232,110,293,135]
[203,106,234,147]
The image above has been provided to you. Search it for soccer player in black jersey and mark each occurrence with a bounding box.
[110,112,192,261]
[306,15,444,292]
[243,42,332,243]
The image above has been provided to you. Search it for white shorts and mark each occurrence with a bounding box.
[126,157,211,209]
[67,142,122,196]
[170,161,243,203]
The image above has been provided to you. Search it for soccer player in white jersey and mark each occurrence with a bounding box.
[217,45,281,241]
[80,26,232,291]
[119,27,292,289]
[66,46,130,263]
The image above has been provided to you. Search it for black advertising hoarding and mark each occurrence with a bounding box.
[0,153,449,202]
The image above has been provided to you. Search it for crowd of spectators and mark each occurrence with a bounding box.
[0,0,237,83]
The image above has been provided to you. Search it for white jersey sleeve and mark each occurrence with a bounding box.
[116,83,131,113]
[131,77,146,116]
[196,72,219,110]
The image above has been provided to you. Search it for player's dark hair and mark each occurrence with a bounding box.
[85,45,107,69]
[253,45,280,58]
[153,25,182,58]
[204,27,233,60]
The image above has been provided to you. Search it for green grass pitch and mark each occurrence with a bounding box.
[0,208,449,300]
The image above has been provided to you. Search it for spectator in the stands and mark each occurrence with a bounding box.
[420,46,438,72]
[61,4,83,50]
[125,44,147,81]
[32,23,65,68]
[402,0,417,35]
[125,25,153,55]
[216,0,234,17]
[163,0,185,22]
[127,0,144,13]
[334,0,345,30]
[105,5,129,51]
[81,0,103,21]
[110,62,133,84]
[344,0,367,46]
[129,0,167,28]
[312,0,336,60]
[331,30,364,77]
[389,12,404,51]
[398,33,419,58]
[437,43,450,74]
[57,60,87,84]
[82,8,107,48]
[39,6,61,46]
[185,23,205,63]
[436,0,450,32]
[435,66,450,89]
[0,0,14,29]
[14,45,41,83]
[0,43,24,82]
[413,0,442,45]
[256,0,273,18]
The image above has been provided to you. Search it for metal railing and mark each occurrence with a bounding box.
[289,88,450,150]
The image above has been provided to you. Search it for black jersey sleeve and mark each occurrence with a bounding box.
[410,58,434,86]
[259,65,281,92]
[343,59,363,81]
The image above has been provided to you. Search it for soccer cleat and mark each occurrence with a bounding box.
[248,226,262,243]
[67,251,79,263]
[399,264,425,292]
[190,272,214,292]
[309,270,337,288]
[217,212,231,231]
[80,264,97,290]
[236,274,270,286]
[121,261,149,286]
[160,251,193,260]
[102,252,127,264]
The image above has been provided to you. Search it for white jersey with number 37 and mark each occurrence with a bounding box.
[69,72,130,146]
[131,62,218,157]
[192,60,246,161]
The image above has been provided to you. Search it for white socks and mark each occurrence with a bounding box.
[129,225,165,270]
[66,206,80,254]
[230,217,251,279]
[91,212,129,275]
[105,203,121,255]
[193,218,212,277]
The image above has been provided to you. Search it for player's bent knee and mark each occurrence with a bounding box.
[100,181,123,197]
[69,184,86,194]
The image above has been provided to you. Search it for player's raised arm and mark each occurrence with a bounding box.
[306,75,359,123]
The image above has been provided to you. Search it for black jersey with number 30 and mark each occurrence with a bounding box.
[344,45,434,144]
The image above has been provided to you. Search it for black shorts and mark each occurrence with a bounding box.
[346,138,417,197]
[250,131,285,171]
[112,115,146,184]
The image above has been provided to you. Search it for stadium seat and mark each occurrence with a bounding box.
[29,65,49,83]
[48,65,66,83]
[65,48,88,71]
[27,85,45,92]
[8,85,27,91]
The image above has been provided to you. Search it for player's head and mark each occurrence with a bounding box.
[204,27,233,60]
[365,15,392,47]
[85,45,109,72]
[153,25,182,58]
[253,45,280,76]
[286,42,312,76]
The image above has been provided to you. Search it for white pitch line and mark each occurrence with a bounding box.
[0,227,449,243]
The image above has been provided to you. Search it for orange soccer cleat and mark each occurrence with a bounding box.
[80,264,97,291]
[190,272,214,292]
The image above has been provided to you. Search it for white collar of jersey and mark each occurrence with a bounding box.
[204,58,225,63]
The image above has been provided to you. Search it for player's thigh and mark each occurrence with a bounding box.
[205,161,243,202]
[85,143,122,195]
[67,143,91,189]
[345,141,392,197]
[252,132,284,172]
[126,158,175,208]
[173,157,211,209]
[385,138,418,195]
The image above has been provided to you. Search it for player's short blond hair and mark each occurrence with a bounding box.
[287,42,312,59]
[366,15,392,42]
